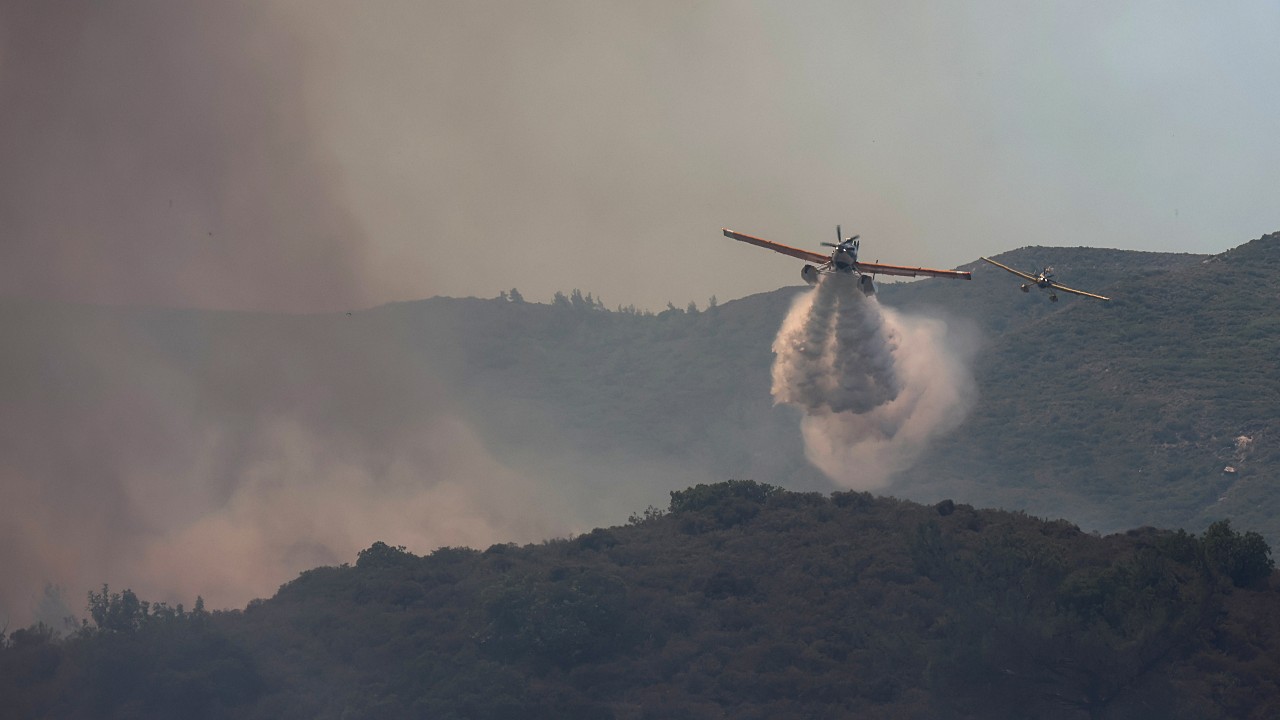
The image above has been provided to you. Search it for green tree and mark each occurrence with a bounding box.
[481,570,635,668]
[356,541,416,569]
[87,585,149,633]
[1202,519,1275,587]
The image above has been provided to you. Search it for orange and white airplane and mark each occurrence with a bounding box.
[721,226,971,296]
[980,257,1110,302]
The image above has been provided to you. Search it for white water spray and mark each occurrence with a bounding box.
[772,274,976,490]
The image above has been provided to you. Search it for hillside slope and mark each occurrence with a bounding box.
[418,238,1273,542]
[898,233,1280,539]
[378,244,1213,509]
[878,244,1204,335]
[2,483,1277,719]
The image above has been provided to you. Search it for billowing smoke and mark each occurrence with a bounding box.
[0,305,571,631]
[0,1,538,631]
[128,416,562,612]
[0,1,375,313]
[772,275,977,490]
[0,0,730,628]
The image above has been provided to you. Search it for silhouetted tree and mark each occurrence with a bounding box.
[1203,519,1274,587]
[87,585,148,633]
[357,541,416,569]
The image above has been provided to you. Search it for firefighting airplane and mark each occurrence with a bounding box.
[721,226,971,296]
[980,257,1110,302]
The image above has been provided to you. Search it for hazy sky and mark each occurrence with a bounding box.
[3,1,1279,312]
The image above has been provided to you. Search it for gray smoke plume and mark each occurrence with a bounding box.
[0,1,512,631]
[772,274,976,490]
[0,305,570,631]
[0,1,374,313]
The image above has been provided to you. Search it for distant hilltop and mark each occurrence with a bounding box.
[2,481,1277,717]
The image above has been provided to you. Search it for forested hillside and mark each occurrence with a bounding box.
[5,232,1278,634]
[409,235,1280,542]
[3,482,1277,719]
[897,233,1280,540]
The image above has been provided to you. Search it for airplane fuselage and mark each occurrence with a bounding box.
[831,246,858,271]
[1020,275,1060,301]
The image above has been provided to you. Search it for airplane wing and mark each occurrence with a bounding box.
[1049,282,1111,301]
[722,229,829,265]
[854,261,971,280]
[980,256,1038,282]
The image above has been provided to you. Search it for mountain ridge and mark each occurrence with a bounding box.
[2,233,1277,633]
[3,481,1277,719]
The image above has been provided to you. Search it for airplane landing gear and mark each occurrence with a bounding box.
[858,274,876,296]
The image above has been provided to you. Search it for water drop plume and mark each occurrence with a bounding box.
[772,274,976,489]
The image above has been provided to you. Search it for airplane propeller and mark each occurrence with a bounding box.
[821,225,860,248]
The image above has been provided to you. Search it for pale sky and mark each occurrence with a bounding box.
[307,1,1280,311]
[4,1,1279,312]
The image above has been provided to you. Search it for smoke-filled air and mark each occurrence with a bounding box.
[3,0,1275,634]
[772,275,977,490]
[0,1,559,630]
